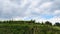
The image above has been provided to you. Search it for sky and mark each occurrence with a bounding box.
[0,0,60,24]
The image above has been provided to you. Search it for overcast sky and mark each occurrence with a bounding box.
[0,0,60,24]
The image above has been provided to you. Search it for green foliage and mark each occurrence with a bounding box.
[0,20,59,34]
[54,22,60,26]
[45,21,52,26]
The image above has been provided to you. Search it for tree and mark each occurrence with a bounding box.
[54,22,60,26]
[45,21,52,26]
[41,22,44,25]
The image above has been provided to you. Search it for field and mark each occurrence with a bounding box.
[0,20,60,34]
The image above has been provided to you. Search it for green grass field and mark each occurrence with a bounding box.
[0,20,60,34]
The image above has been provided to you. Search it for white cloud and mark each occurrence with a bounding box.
[12,17,24,20]
[0,0,60,24]
[29,0,41,8]
[31,16,60,24]
[30,2,53,14]
[48,17,60,24]
[54,10,60,14]
[40,2,53,8]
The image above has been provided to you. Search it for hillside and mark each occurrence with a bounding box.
[0,20,60,34]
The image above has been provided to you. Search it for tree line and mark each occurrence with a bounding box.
[0,20,60,27]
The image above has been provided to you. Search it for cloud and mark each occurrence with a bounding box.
[54,10,60,14]
[48,17,60,24]
[40,2,53,8]
[0,0,60,24]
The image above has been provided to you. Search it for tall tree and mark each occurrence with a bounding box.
[45,21,52,26]
[54,22,60,26]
